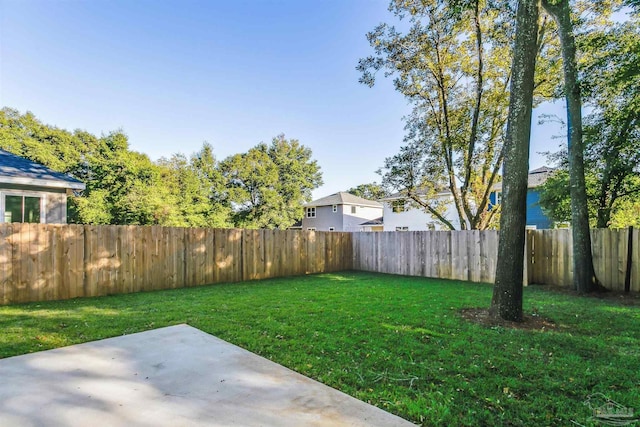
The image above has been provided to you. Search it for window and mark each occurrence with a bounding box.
[332,205,338,213]
[328,227,335,231]
[395,226,409,231]
[351,206,356,214]
[392,200,406,213]
[307,227,316,231]
[4,195,42,223]
[306,207,316,218]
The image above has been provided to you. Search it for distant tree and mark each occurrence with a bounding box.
[580,14,640,228]
[267,135,323,227]
[491,0,540,322]
[222,136,322,229]
[0,107,86,174]
[78,131,179,225]
[0,110,322,229]
[346,182,388,200]
[158,143,232,228]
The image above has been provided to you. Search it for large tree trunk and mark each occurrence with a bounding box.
[541,0,602,293]
[490,0,540,322]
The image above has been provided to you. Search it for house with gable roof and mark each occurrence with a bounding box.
[0,150,85,224]
[302,192,383,232]
[380,167,555,231]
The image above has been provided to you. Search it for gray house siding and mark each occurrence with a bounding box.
[0,185,69,224]
[302,192,383,232]
[341,205,383,232]
[0,150,85,224]
[302,205,343,231]
[45,192,68,224]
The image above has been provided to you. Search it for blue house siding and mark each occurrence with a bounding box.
[526,189,552,229]
[489,189,552,229]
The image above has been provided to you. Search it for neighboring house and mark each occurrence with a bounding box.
[380,167,555,231]
[381,190,466,231]
[288,220,303,230]
[0,150,86,224]
[359,217,384,232]
[490,166,555,229]
[302,192,383,231]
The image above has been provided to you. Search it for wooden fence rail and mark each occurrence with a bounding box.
[0,224,352,305]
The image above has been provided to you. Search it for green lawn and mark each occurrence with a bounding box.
[1,271,638,426]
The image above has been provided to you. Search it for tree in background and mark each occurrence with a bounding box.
[222,136,322,229]
[0,108,322,229]
[74,131,178,225]
[158,143,232,228]
[491,0,540,322]
[0,108,86,174]
[358,0,560,230]
[268,135,323,227]
[346,182,389,200]
[538,3,639,231]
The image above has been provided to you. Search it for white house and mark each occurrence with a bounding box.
[302,192,383,231]
[380,167,555,231]
[380,190,464,231]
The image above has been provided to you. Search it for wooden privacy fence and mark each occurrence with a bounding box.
[1,225,637,305]
[529,228,639,291]
[352,229,639,292]
[0,224,352,305]
[353,230,499,283]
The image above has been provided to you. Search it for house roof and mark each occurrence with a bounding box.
[303,192,383,208]
[288,220,303,229]
[0,150,86,190]
[380,188,450,202]
[492,166,555,191]
[360,217,383,226]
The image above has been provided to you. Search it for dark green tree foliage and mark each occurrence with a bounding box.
[222,135,322,229]
[0,108,86,174]
[73,131,176,225]
[580,15,640,228]
[222,145,281,228]
[268,135,323,226]
[158,143,232,228]
[346,182,389,200]
[0,109,322,228]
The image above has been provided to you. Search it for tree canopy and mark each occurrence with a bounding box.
[0,108,322,228]
[359,0,560,230]
[346,182,389,201]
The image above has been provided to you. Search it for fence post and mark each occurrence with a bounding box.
[625,226,633,293]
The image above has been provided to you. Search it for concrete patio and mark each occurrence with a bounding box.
[0,324,415,426]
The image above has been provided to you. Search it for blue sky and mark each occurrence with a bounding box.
[0,0,564,199]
